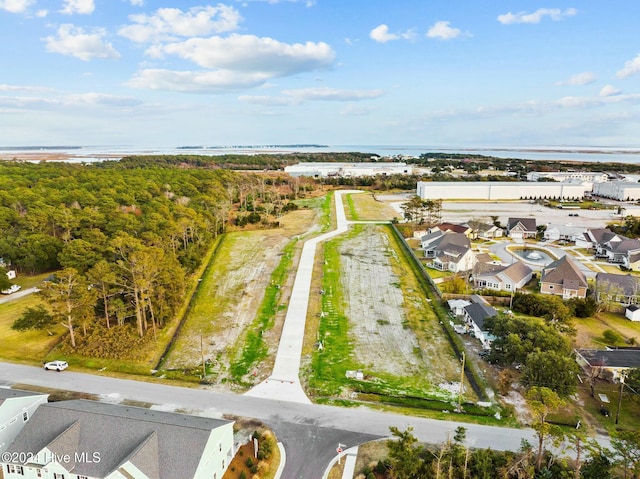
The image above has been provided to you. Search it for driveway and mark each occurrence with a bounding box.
[0,287,39,304]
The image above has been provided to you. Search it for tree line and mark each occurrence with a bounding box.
[0,161,297,357]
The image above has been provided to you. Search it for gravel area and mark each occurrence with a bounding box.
[339,226,428,378]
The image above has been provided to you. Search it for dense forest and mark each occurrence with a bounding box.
[0,160,311,357]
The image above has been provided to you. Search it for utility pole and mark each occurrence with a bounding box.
[200,331,206,379]
[458,352,465,412]
[615,373,626,425]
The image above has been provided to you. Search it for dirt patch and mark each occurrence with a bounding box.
[164,208,318,389]
[340,227,422,377]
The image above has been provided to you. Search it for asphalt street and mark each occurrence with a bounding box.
[0,363,612,477]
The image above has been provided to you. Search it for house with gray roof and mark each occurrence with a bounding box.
[474,261,533,293]
[595,273,640,306]
[1,400,234,479]
[575,348,640,381]
[506,218,537,239]
[463,296,497,349]
[540,255,588,299]
[421,232,477,273]
[0,388,48,454]
[466,220,503,239]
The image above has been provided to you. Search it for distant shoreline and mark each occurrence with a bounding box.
[1,145,640,164]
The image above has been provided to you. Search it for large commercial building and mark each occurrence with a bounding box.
[285,162,413,177]
[416,181,590,200]
[526,171,608,183]
[592,181,640,201]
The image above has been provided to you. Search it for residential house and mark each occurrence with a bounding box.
[540,255,588,299]
[543,224,587,243]
[577,228,614,250]
[595,273,640,306]
[506,218,537,239]
[601,237,640,265]
[474,261,533,293]
[1,399,235,479]
[422,232,477,273]
[575,348,640,381]
[430,222,475,239]
[463,296,497,349]
[0,388,48,453]
[447,299,471,316]
[467,220,503,239]
[624,250,640,271]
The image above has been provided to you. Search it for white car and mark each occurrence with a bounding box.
[1,284,21,295]
[44,360,68,371]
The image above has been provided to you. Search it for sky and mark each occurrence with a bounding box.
[1,0,640,148]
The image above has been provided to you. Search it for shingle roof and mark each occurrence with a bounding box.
[596,273,640,296]
[577,349,640,369]
[436,223,470,234]
[541,255,587,290]
[499,261,533,283]
[5,400,232,479]
[507,217,537,232]
[0,387,47,407]
[464,302,497,330]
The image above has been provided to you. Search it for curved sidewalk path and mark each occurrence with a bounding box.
[245,190,362,404]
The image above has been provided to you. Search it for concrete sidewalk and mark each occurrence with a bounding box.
[245,190,362,403]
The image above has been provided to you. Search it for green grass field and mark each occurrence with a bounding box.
[0,294,65,362]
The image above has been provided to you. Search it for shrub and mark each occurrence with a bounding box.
[239,472,246,479]
[245,457,254,468]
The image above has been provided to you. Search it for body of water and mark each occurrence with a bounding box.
[511,248,555,266]
[2,144,640,164]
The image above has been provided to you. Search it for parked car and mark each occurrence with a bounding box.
[44,360,68,371]
[1,284,21,295]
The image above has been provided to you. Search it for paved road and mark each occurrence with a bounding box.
[246,190,361,404]
[0,363,612,477]
[0,287,38,304]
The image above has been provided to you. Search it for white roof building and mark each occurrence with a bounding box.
[285,162,413,177]
[416,181,590,200]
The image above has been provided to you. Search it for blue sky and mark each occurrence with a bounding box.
[1,0,639,147]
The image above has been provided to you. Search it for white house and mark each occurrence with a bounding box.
[421,232,477,273]
[474,261,533,293]
[0,388,48,454]
[463,296,498,349]
[1,400,235,479]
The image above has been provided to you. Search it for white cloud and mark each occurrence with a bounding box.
[600,85,622,97]
[281,87,383,102]
[0,0,34,13]
[36,9,47,17]
[340,104,371,116]
[0,83,52,93]
[44,24,120,61]
[239,87,383,105]
[557,71,596,86]
[497,8,577,25]
[126,69,271,92]
[119,5,242,43]
[616,53,640,79]
[370,24,397,43]
[151,34,335,75]
[60,0,95,15]
[369,24,414,43]
[129,0,144,5]
[64,93,142,107]
[426,21,463,40]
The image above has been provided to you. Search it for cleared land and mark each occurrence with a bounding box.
[163,206,319,389]
[308,223,468,401]
[345,191,398,221]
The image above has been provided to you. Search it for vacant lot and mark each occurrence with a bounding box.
[310,223,468,401]
[163,207,319,389]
